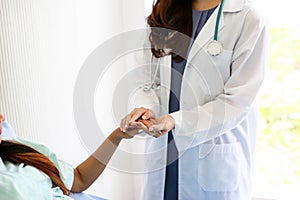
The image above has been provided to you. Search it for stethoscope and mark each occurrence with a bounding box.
[143,54,161,92]
[143,0,225,91]
[207,0,225,56]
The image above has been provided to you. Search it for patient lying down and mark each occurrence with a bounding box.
[0,114,141,200]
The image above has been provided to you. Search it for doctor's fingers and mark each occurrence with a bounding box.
[129,107,153,122]
[121,113,147,132]
[129,121,148,131]
[149,115,175,136]
[148,118,167,137]
[150,129,167,138]
[146,121,167,138]
[136,118,153,129]
[129,107,148,121]
[141,109,155,120]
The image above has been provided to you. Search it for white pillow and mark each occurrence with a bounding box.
[2,121,17,139]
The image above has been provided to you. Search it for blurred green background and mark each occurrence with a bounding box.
[255,26,300,188]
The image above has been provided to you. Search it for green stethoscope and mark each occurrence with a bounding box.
[207,0,225,56]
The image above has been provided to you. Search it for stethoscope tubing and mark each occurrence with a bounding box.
[214,0,225,41]
[143,55,160,91]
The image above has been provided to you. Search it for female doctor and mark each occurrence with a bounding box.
[121,0,268,199]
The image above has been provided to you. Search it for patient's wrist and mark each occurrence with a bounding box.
[109,128,135,144]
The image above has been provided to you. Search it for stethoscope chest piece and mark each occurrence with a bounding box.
[207,40,222,56]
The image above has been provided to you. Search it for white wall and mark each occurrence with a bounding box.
[0,0,146,199]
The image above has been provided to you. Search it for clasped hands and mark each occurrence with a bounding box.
[120,107,175,138]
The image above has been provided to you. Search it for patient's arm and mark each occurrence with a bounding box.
[71,128,132,193]
[70,118,158,192]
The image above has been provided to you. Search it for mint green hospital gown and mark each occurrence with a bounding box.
[0,138,74,200]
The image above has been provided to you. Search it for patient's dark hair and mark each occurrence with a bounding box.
[0,140,69,195]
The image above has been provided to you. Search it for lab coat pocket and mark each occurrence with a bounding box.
[198,142,242,192]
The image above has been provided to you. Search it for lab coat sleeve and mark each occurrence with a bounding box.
[170,9,269,150]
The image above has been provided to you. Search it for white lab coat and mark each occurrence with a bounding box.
[135,0,269,199]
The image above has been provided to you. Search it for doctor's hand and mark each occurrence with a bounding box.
[138,114,175,138]
[120,107,155,134]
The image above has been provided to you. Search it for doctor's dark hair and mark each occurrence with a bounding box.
[147,0,193,62]
[0,140,69,195]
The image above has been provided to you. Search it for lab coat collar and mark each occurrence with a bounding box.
[223,0,244,13]
[187,0,244,62]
